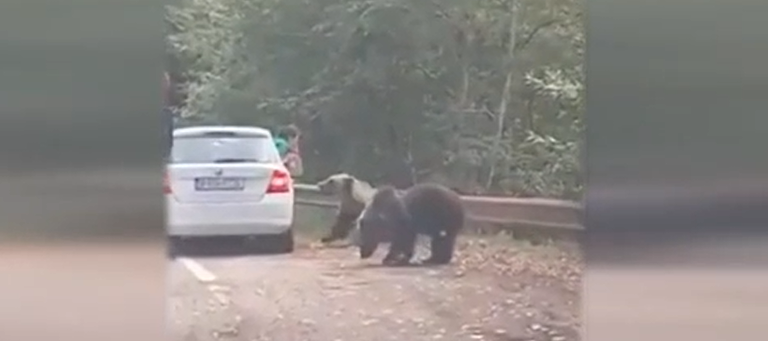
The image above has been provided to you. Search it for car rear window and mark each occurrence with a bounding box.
[171,134,281,164]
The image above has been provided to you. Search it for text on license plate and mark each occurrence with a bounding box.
[194,177,246,191]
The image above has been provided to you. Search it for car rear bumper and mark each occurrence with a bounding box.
[167,221,291,237]
[166,196,293,237]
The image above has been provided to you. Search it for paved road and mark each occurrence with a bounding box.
[168,238,582,341]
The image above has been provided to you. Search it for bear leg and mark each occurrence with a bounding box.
[423,231,457,265]
[320,213,357,243]
[382,229,417,266]
[320,221,343,243]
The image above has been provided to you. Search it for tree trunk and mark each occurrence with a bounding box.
[485,2,518,190]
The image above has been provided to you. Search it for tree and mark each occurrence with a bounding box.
[166,0,585,199]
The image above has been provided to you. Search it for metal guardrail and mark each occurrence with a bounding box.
[293,184,584,231]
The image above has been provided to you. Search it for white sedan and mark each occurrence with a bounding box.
[165,126,295,253]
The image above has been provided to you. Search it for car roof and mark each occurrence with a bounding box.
[173,125,272,138]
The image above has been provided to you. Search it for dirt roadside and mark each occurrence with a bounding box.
[169,236,582,341]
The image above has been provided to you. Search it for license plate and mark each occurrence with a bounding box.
[194,177,246,191]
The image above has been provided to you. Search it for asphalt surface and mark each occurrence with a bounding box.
[5,237,766,341]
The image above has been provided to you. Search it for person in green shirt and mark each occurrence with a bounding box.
[274,134,290,158]
[274,125,303,176]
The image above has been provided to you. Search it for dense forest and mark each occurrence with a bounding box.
[165,0,584,200]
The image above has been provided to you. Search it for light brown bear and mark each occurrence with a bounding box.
[316,173,375,244]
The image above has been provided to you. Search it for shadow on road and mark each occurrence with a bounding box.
[168,236,290,258]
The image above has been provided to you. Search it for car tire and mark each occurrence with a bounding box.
[167,236,181,259]
[270,229,294,254]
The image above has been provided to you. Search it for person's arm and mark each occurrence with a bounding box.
[292,153,303,177]
[284,153,303,177]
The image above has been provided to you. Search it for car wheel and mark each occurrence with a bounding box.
[271,229,294,254]
[167,236,181,259]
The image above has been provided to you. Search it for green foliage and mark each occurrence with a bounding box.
[166,0,250,118]
[166,0,585,199]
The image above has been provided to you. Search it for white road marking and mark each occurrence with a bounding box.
[176,258,234,309]
[209,284,232,305]
[212,292,230,305]
[178,257,217,283]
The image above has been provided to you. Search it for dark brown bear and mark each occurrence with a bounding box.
[358,183,465,266]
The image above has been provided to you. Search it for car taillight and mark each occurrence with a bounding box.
[163,171,172,194]
[266,169,291,193]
